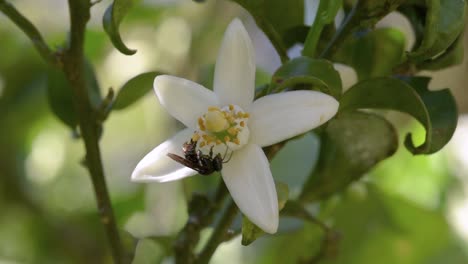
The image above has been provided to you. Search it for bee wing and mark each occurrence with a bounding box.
[167,153,203,174]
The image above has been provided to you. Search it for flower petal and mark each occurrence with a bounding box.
[222,143,278,233]
[213,19,255,110]
[131,129,198,182]
[154,75,219,129]
[250,91,339,147]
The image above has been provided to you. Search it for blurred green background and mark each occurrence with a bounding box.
[1,0,468,263]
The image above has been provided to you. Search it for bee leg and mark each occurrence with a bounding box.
[209,145,214,158]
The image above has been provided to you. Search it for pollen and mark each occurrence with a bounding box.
[227,127,238,136]
[193,104,250,154]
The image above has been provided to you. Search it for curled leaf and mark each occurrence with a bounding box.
[103,0,137,55]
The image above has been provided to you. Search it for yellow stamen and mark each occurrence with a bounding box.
[200,141,206,148]
[192,133,200,142]
[240,121,245,127]
[224,136,231,142]
[229,104,234,111]
[208,106,220,112]
[243,113,250,118]
[227,127,238,136]
[216,139,222,145]
[233,138,240,145]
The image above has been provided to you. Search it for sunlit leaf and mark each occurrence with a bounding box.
[334,28,406,80]
[271,57,342,99]
[103,0,137,55]
[301,111,398,202]
[113,72,161,110]
[339,77,457,154]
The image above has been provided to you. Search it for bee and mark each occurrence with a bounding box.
[167,139,231,175]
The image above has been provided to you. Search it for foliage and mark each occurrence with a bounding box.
[0,0,466,263]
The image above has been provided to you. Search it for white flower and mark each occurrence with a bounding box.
[131,18,339,234]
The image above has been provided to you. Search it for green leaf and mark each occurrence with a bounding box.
[408,0,466,62]
[103,0,137,55]
[334,28,406,80]
[46,61,102,129]
[300,111,398,202]
[235,0,303,49]
[113,72,161,110]
[339,77,457,154]
[47,67,78,129]
[241,182,289,245]
[270,57,342,99]
[418,35,464,70]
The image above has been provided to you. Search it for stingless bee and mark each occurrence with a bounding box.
[167,139,231,175]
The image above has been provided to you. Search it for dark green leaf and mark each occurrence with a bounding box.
[235,0,303,49]
[47,67,78,129]
[241,182,289,245]
[339,77,457,154]
[300,111,398,202]
[334,28,406,80]
[113,72,161,110]
[103,0,137,55]
[418,35,464,70]
[46,61,101,129]
[408,0,466,62]
[270,57,342,99]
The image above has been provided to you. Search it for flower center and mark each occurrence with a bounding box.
[192,104,250,155]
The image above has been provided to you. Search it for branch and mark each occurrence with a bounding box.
[0,0,59,67]
[196,199,238,264]
[63,0,126,263]
[174,180,229,264]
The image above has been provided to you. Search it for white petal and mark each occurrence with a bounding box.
[333,63,357,92]
[131,129,197,183]
[154,75,219,129]
[250,91,339,147]
[213,19,255,110]
[222,144,278,233]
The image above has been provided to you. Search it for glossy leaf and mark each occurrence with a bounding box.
[270,57,342,99]
[241,182,289,245]
[334,28,406,80]
[418,35,464,70]
[300,111,398,202]
[408,0,466,62]
[103,0,137,55]
[339,76,457,154]
[113,72,161,110]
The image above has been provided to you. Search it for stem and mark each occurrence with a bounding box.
[196,199,238,264]
[302,0,329,57]
[174,181,228,264]
[319,2,358,59]
[63,1,126,263]
[231,0,289,63]
[0,0,59,66]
